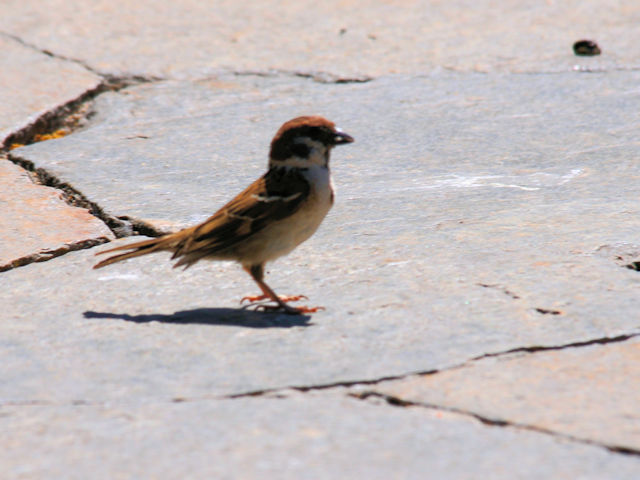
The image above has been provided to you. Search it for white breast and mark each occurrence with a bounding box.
[241,165,334,265]
[300,164,334,230]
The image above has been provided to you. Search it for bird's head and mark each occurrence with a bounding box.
[269,116,354,168]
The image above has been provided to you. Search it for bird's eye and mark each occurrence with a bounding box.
[290,143,311,158]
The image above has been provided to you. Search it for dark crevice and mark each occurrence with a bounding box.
[1,33,163,241]
[228,331,640,400]
[0,238,111,273]
[3,83,103,150]
[597,246,640,273]
[6,332,640,457]
[114,216,170,238]
[6,389,640,457]
[3,74,157,151]
[476,284,564,316]
[7,155,134,238]
[226,370,439,399]
[232,69,372,84]
[608,445,640,456]
[1,30,101,77]
[3,31,363,85]
[353,391,517,429]
[0,30,163,85]
[1,29,161,152]
[1,31,358,244]
[349,391,640,457]
[472,332,640,359]
[7,153,164,239]
[534,307,562,315]
[292,70,372,84]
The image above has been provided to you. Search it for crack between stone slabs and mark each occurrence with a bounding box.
[0,237,111,273]
[0,30,100,77]
[5,392,639,458]
[0,30,163,151]
[223,370,439,400]
[7,153,135,239]
[231,68,372,84]
[471,330,640,360]
[5,330,632,408]
[8,151,166,239]
[0,30,163,87]
[9,331,630,409]
[7,29,640,81]
[5,329,640,456]
[2,77,160,151]
[222,329,640,401]
[221,331,640,457]
[3,65,165,241]
[348,391,640,457]
[3,85,102,151]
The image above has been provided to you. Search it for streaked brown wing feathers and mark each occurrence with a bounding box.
[172,167,310,262]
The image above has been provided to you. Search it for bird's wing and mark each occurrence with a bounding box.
[172,167,310,265]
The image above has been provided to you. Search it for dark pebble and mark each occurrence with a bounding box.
[573,40,601,56]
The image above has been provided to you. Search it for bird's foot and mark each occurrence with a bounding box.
[240,294,308,304]
[243,301,324,315]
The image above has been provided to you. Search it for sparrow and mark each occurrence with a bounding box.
[94,116,354,314]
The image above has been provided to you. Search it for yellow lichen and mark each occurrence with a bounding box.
[33,129,68,142]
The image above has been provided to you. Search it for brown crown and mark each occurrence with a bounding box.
[270,116,340,161]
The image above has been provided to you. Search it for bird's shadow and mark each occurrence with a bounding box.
[83,307,312,329]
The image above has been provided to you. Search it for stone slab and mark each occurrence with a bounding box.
[0,159,113,271]
[0,1,636,79]
[2,392,638,479]
[0,34,102,147]
[1,230,639,407]
[372,337,640,452]
[2,2,639,476]
[11,71,640,231]
[4,72,640,403]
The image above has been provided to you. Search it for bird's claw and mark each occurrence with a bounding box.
[240,292,320,314]
[243,302,325,315]
[240,294,308,304]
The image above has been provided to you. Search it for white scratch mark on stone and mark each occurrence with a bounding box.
[97,273,141,281]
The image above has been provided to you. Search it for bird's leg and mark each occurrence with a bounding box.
[241,265,323,314]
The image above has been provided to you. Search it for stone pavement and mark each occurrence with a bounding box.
[1,1,639,478]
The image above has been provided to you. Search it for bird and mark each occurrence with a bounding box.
[94,116,354,314]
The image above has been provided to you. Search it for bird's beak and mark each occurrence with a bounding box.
[333,130,354,145]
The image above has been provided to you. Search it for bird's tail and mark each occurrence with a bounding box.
[93,236,174,269]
